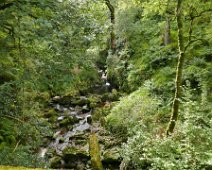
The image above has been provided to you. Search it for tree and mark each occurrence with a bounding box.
[105,0,116,52]
[166,0,212,135]
[166,0,184,135]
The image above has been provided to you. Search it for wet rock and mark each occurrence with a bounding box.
[52,96,61,102]
[54,104,62,111]
[58,116,65,121]
[75,122,90,132]
[69,132,87,140]
[75,105,83,113]
[58,137,65,143]
[82,104,90,113]
[53,131,63,139]
[54,96,73,105]
[86,115,92,124]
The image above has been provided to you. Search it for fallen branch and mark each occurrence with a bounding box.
[13,139,21,153]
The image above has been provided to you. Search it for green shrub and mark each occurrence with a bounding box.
[106,88,160,135]
[121,99,212,170]
[0,146,47,168]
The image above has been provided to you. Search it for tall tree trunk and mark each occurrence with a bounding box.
[164,17,171,45]
[166,0,185,135]
[105,0,115,53]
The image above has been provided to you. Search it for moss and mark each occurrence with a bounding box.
[62,146,90,161]
[88,96,101,109]
[43,109,57,118]
[0,72,16,84]
[49,156,62,168]
[35,92,50,103]
[102,147,121,164]
[59,116,79,127]
[89,133,103,170]
[102,147,122,169]
[71,97,90,106]
[0,166,42,170]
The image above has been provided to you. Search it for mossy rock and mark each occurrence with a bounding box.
[75,139,88,145]
[88,96,102,108]
[99,136,122,149]
[71,96,90,106]
[43,109,58,118]
[35,92,50,103]
[59,116,79,127]
[54,95,73,105]
[89,133,103,170]
[62,146,90,162]
[50,156,63,168]
[82,104,90,113]
[102,147,121,164]
[48,116,58,124]
[101,90,120,102]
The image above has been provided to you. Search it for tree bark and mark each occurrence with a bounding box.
[166,0,185,135]
[105,0,115,53]
[164,17,171,45]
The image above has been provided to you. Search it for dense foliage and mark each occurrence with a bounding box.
[0,0,211,169]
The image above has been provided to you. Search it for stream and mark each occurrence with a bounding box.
[39,70,122,169]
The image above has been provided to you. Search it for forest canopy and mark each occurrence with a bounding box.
[0,0,211,169]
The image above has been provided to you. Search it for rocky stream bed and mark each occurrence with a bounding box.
[40,80,123,169]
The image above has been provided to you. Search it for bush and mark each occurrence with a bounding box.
[0,146,47,168]
[121,99,212,170]
[106,88,160,135]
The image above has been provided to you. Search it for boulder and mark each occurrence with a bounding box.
[102,147,121,168]
[62,146,90,161]
[62,146,90,168]
[50,156,63,169]
[59,116,79,127]
[71,96,90,106]
[82,104,90,113]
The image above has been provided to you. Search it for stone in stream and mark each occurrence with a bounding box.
[52,96,61,101]
[62,146,90,169]
[59,116,80,127]
[57,116,65,121]
[71,96,90,106]
[53,131,63,139]
[82,104,90,113]
[86,115,92,124]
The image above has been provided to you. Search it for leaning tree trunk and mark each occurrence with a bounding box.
[166,0,185,135]
[105,0,115,53]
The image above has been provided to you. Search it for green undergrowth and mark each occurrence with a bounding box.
[0,166,43,170]
[106,87,161,136]
[106,86,212,169]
